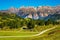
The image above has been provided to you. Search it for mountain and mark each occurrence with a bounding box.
[0,10,9,12]
[0,7,19,13]
[17,6,60,20]
[47,14,60,21]
[9,7,19,13]
[0,6,60,20]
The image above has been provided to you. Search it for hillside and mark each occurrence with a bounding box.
[0,12,60,30]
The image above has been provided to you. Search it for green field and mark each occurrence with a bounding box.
[0,32,38,36]
[0,25,60,40]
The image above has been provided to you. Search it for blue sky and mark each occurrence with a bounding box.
[0,0,60,10]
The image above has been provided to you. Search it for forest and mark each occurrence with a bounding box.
[0,12,60,30]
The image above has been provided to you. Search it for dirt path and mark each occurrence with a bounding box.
[32,26,57,37]
[0,26,57,38]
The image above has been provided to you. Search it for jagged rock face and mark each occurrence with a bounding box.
[9,7,18,13]
[18,7,28,18]
[17,6,60,19]
[0,6,60,20]
[18,7,39,19]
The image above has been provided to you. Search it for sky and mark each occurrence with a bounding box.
[0,0,60,10]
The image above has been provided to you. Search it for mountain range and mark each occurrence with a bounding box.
[0,6,60,20]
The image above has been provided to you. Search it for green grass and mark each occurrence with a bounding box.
[0,31,38,36]
[33,25,60,40]
[0,25,60,40]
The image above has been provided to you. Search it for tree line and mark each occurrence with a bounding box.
[0,12,60,30]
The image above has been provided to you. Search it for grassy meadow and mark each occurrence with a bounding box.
[0,12,60,40]
[0,25,59,40]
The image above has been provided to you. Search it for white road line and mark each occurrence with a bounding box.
[0,27,57,38]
